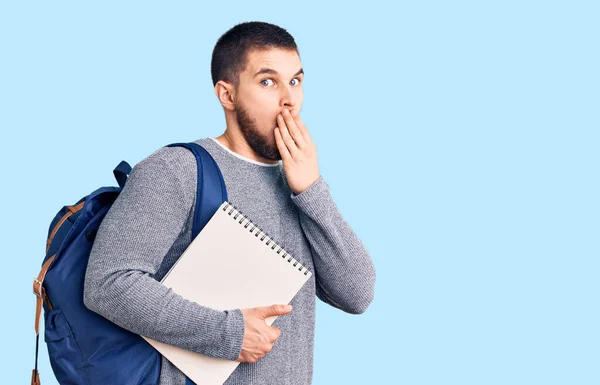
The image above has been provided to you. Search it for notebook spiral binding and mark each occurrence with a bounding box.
[222,202,309,276]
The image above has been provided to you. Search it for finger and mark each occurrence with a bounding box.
[265,304,292,317]
[290,110,313,146]
[282,109,306,148]
[274,126,291,161]
[270,326,281,342]
[276,115,300,158]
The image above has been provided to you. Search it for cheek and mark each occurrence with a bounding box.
[261,108,279,128]
[245,101,271,126]
[247,90,282,128]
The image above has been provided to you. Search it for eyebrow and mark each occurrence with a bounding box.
[253,67,304,78]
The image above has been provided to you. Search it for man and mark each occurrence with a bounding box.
[84,21,376,385]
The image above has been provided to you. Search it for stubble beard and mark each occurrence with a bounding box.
[235,100,282,162]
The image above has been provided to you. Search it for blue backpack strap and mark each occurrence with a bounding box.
[113,160,132,189]
[167,142,227,385]
[165,142,228,238]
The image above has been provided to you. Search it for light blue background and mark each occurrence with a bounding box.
[2,1,598,384]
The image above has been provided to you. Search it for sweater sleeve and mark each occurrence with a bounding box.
[83,151,245,361]
[290,175,376,314]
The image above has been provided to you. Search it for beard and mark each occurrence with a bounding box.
[235,99,281,162]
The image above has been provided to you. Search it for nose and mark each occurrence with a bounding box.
[280,86,297,112]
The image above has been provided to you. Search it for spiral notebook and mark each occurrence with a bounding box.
[141,201,312,385]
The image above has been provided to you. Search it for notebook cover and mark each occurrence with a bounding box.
[141,201,312,385]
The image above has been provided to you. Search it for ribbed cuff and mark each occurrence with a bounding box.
[218,308,245,361]
[290,175,332,218]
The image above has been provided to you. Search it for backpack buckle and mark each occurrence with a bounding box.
[33,278,43,298]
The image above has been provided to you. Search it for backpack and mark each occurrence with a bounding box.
[32,142,228,385]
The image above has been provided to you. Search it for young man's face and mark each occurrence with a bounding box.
[233,48,304,161]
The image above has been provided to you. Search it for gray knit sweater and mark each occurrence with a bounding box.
[83,137,376,385]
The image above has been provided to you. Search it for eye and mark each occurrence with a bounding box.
[260,78,302,87]
[260,78,274,87]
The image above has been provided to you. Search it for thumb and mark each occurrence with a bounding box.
[260,304,293,318]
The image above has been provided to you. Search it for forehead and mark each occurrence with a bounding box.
[244,48,301,75]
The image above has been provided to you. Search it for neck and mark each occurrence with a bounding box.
[214,129,279,166]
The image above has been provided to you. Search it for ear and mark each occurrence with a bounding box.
[215,80,236,111]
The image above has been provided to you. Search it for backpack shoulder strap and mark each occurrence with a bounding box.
[113,160,132,188]
[165,142,228,238]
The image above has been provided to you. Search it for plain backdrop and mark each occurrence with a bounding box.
[1,1,598,384]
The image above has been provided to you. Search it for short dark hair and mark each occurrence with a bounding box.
[210,21,300,89]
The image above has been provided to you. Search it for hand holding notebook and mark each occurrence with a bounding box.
[236,304,293,363]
